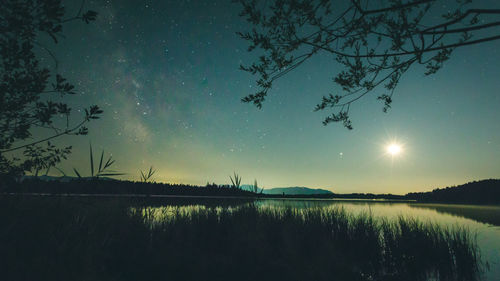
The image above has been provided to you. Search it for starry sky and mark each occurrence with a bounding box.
[45,0,500,194]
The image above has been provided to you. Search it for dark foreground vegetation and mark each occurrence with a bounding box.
[0,196,484,281]
[0,178,257,197]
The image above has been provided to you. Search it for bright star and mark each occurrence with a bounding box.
[386,143,402,156]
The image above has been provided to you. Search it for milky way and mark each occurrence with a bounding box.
[45,0,500,193]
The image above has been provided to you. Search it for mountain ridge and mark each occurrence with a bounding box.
[239,185,333,195]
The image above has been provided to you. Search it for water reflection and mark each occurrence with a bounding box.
[408,203,500,226]
[263,199,500,281]
[141,199,500,281]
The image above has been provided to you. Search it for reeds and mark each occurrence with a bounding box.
[72,143,124,179]
[229,172,241,189]
[140,166,156,182]
[251,179,259,193]
[0,197,484,281]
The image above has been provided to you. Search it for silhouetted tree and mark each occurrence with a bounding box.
[0,0,101,181]
[236,0,500,129]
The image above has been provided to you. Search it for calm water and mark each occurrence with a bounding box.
[149,199,500,281]
[258,199,500,281]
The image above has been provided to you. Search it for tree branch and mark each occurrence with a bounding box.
[423,9,500,32]
[353,0,434,15]
[421,21,500,35]
[0,120,87,153]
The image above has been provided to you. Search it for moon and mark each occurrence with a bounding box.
[387,143,402,156]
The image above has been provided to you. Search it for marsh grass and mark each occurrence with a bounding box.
[140,166,156,183]
[230,172,242,189]
[72,143,124,179]
[0,196,483,281]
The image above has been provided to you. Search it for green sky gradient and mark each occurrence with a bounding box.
[41,0,500,194]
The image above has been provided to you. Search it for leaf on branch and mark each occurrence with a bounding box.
[82,11,98,24]
[314,94,341,111]
[85,105,103,121]
[77,126,89,135]
[424,47,452,75]
[53,74,76,95]
[242,90,267,109]
[322,111,353,130]
[377,94,393,113]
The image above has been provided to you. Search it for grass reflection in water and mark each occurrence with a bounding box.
[0,197,484,281]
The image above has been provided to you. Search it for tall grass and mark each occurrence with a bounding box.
[0,196,483,281]
[72,143,124,179]
[230,172,242,189]
[140,166,156,182]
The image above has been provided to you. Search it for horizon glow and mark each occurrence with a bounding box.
[44,0,500,195]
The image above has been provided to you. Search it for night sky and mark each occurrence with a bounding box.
[47,0,500,194]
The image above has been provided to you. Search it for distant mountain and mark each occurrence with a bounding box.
[405,179,500,205]
[235,185,334,195]
[262,186,333,195]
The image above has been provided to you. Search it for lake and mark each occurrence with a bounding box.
[258,199,500,281]
[2,195,499,280]
[148,198,500,281]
